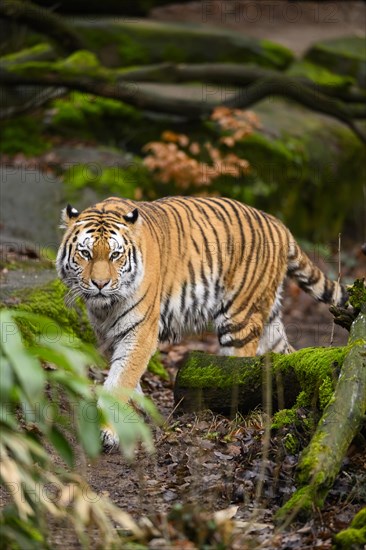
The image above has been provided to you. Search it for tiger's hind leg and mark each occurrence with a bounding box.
[215,307,265,357]
[257,283,294,355]
[257,316,294,354]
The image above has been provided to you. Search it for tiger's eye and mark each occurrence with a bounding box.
[80,250,91,260]
[110,251,120,260]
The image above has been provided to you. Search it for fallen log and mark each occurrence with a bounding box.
[275,306,366,524]
[174,347,348,417]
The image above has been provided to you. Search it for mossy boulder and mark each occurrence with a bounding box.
[227,98,365,241]
[73,18,294,69]
[305,36,366,88]
[286,59,355,91]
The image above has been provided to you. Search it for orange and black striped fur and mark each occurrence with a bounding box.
[57,196,348,448]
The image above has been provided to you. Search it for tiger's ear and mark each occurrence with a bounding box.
[60,204,80,228]
[123,208,139,224]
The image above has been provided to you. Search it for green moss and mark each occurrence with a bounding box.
[147,352,169,381]
[116,35,150,65]
[49,91,142,142]
[8,50,112,81]
[6,280,96,345]
[348,279,366,310]
[305,36,366,87]
[272,407,315,433]
[178,352,264,389]
[0,116,51,156]
[296,430,329,487]
[334,527,366,549]
[334,508,366,548]
[58,50,101,71]
[286,60,355,89]
[180,348,346,408]
[274,346,347,408]
[271,408,298,430]
[0,43,52,65]
[275,486,314,523]
[283,433,300,454]
[350,507,366,530]
[260,39,294,68]
[63,161,151,201]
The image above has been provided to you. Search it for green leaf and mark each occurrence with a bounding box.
[47,426,74,467]
[76,399,101,458]
[50,370,92,399]
[0,355,14,401]
[1,312,45,401]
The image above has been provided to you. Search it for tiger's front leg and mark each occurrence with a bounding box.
[98,310,159,451]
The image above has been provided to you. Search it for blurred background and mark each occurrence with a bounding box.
[0,0,365,332]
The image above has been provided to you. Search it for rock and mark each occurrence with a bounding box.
[51,145,133,170]
[73,18,294,69]
[304,35,366,88]
[0,167,64,250]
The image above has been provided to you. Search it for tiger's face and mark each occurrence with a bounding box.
[56,204,142,306]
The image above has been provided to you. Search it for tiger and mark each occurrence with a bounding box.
[56,196,348,449]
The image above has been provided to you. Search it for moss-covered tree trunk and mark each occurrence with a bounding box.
[174,347,348,416]
[276,307,366,524]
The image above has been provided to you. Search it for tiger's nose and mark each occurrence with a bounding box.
[91,279,110,290]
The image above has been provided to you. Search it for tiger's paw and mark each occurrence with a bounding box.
[101,427,120,453]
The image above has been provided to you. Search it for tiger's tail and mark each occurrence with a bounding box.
[287,239,348,306]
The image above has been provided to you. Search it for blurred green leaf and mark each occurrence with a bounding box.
[1,311,45,401]
[48,426,74,468]
[76,399,101,458]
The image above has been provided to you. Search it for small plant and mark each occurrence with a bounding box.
[143,107,260,189]
[0,309,158,548]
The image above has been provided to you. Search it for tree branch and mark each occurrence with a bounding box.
[0,0,85,53]
[1,56,365,142]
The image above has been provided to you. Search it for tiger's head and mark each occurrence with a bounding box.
[56,203,143,307]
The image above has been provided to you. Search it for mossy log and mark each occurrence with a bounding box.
[174,347,348,416]
[276,307,366,524]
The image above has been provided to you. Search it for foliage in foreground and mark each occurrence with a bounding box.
[0,309,159,548]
